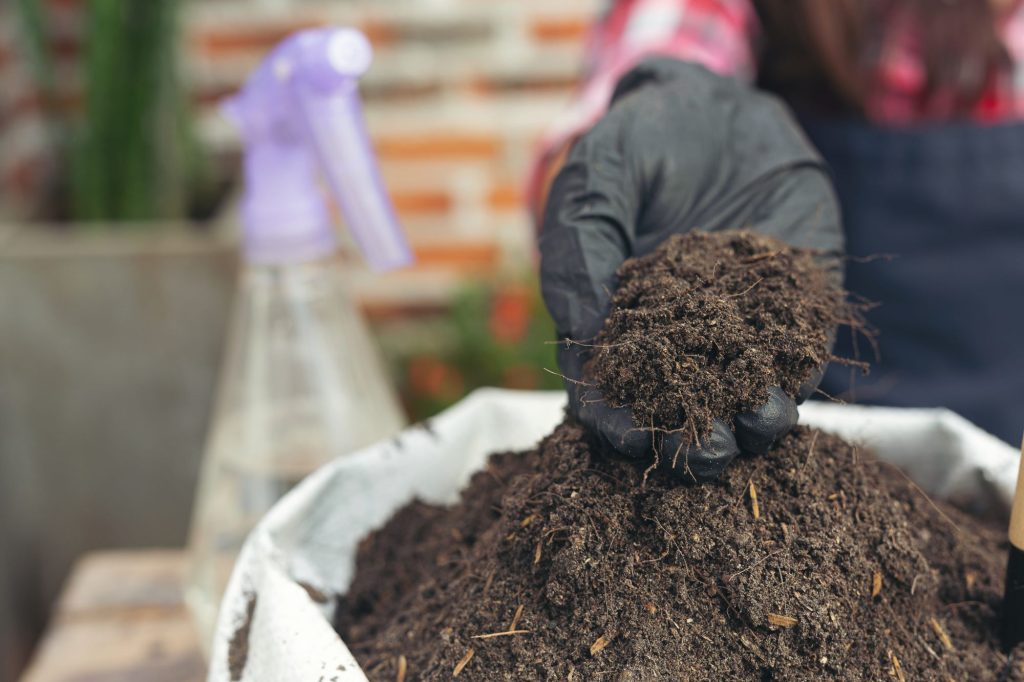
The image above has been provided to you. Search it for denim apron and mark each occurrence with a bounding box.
[802,119,1024,445]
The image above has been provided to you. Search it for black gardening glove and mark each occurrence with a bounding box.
[539,58,843,482]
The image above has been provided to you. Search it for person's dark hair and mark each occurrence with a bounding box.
[754,0,1011,117]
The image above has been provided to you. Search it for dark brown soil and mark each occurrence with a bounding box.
[587,231,851,439]
[333,231,1014,680]
[228,593,256,681]
[336,422,1020,681]
[298,580,330,604]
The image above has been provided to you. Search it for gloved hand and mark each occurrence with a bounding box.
[539,58,843,482]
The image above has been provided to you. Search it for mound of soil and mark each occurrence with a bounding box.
[587,231,853,438]
[337,423,1017,680]
[334,231,1014,680]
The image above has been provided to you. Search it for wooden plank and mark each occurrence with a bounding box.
[22,550,208,682]
[56,550,190,617]
[21,611,205,682]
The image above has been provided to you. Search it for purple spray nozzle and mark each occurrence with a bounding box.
[226,27,413,270]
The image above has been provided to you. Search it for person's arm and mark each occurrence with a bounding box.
[530,0,761,220]
[539,57,843,481]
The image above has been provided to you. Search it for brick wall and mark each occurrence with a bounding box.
[0,0,601,309]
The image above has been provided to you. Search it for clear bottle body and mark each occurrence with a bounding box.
[185,257,405,650]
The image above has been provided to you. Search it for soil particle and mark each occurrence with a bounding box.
[228,593,257,681]
[586,231,855,440]
[337,423,1018,681]
[298,581,329,604]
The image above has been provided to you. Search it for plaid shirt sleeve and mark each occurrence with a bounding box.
[870,1,1024,123]
[530,0,758,209]
[529,0,1024,210]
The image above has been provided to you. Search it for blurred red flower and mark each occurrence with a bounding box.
[501,364,539,390]
[407,355,464,400]
[489,285,531,345]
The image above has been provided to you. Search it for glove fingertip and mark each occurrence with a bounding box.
[796,366,826,405]
[662,421,739,483]
[734,387,798,455]
[613,427,656,461]
[577,398,653,461]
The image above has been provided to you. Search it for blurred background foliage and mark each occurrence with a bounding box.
[387,275,562,420]
[15,0,209,223]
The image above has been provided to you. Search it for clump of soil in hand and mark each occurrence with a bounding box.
[586,231,852,438]
[337,423,1016,681]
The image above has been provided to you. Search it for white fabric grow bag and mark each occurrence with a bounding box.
[207,388,1020,682]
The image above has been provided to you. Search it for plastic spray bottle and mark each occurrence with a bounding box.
[185,27,410,648]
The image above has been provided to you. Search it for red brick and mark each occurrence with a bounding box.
[410,243,500,270]
[487,183,523,211]
[360,19,398,47]
[194,85,236,107]
[51,35,80,59]
[390,189,452,216]
[530,17,591,43]
[54,91,84,113]
[361,80,443,104]
[3,156,46,196]
[3,93,46,121]
[194,21,324,55]
[465,74,578,97]
[193,18,400,56]
[374,134,502,161]
[392,21,492,45]
[362,301,449,322]
[1,35,81,66]
[12,90,85,116]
